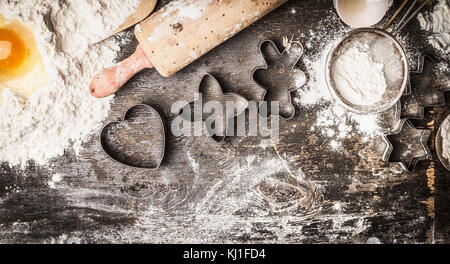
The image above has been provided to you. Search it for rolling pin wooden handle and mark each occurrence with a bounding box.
[89,45,153,98]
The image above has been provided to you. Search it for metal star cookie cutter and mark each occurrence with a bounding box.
[100,104,166,169]
[381,119,432,172]
[179,73,249,142]
[401,55,450,119]
[252,39,306,120]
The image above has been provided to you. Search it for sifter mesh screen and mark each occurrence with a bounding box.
[326,29,408,114]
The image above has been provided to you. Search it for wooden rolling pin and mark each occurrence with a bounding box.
[90,0,288,98]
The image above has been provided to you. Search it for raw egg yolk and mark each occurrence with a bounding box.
[0,40,12,60]
[0,28,26,70]
[0,16,48,104]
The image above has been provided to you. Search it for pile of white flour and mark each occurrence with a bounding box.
[51,0,140,58]
[0,0,139,168]
[417,0,450,60]
[332,42,387,106]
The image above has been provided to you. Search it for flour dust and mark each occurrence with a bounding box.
[0,0,139,168]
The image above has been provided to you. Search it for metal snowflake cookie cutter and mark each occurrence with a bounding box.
[179,73,249,142]
[381,119,432,172]
[252,39,306,120]
[401,55,450,119]
[436,113,450,171]
[100,104,165,169]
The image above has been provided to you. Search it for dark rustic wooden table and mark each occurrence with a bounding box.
[0,0,448,244]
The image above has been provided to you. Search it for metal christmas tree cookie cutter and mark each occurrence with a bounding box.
[179,73,249,142]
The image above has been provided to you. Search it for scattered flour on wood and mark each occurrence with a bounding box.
[186,150,200,174]
[48,173,63,189]
[293,14,349,107]
[297,45,335,106]
[289,13,386,152]
[0,0,139,168]
[194,156,288,215]
[314,103,382,151]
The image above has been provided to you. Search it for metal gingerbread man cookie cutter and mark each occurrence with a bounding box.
[252,39,307,120]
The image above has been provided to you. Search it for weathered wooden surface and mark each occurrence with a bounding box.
[0,0,449,244]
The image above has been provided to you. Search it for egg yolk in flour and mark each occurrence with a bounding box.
[0,28,26,69]
[0,14,47,104]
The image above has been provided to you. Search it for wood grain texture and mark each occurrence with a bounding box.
[0,0,448,244]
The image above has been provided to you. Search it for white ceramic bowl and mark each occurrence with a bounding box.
[334,0,392,28]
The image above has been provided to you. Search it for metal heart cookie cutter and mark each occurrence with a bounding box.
[252,39,306,120]
[100,104,166,169]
